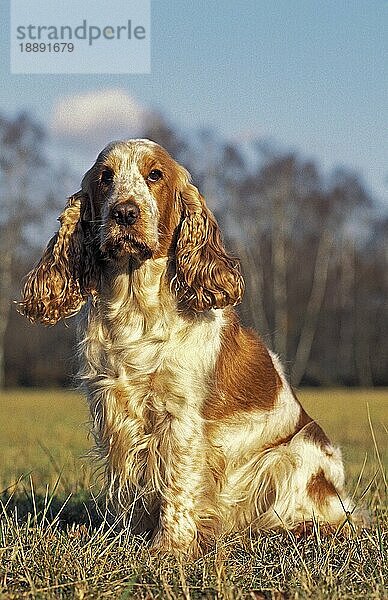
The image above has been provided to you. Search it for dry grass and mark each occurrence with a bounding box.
[0,388,387,599]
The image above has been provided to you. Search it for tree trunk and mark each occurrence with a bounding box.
[355,259,373,387]
[272,194,288,359]
[338,238,356,382]
[237,240,270,338]
[0,238,13,389]
[292,230,332,386]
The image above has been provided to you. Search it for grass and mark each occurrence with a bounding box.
[0,388,386,599]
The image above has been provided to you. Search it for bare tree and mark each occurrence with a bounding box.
[271,189,288,360]
[291,229,333,386]
[235,239,270,336]
[0,113,60,388]
[260,156,299,361]
[337,236,356,381]
[0,230,13,388]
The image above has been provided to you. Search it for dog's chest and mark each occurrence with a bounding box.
[85,297,224,417]
[81,267,225,493]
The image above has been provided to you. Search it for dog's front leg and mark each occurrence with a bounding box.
[151,410,215,556]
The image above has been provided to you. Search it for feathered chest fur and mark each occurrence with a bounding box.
[79,258,224,503]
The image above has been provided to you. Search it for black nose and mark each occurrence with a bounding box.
[111,203,140,226]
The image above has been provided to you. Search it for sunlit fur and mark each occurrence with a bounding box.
[20,139,365,556]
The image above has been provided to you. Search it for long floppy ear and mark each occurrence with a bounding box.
[20,192,96,325]
[172,179,245,312]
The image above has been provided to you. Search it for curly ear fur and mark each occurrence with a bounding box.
[20,192,96,325]
[173,181,245,312]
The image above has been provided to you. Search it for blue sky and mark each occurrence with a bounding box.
[1,0,387,204]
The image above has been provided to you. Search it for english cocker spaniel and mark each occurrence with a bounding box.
[21,139,362,555]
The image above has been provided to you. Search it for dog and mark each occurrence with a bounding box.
[20,139,361,555]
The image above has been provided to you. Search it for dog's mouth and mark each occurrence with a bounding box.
[101,231,154,261]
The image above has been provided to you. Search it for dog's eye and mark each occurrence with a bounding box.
[101,169,114,185]
[147,169,163,182]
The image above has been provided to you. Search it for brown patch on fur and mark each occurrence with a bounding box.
[302,420,333,455]
[203,312,281,420]
[307,468,337,509]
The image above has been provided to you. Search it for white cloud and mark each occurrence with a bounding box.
[50,88,149,149]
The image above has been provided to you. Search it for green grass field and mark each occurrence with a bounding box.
[0,389,387,599]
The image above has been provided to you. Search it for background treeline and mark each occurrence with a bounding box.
[1,112,387,388]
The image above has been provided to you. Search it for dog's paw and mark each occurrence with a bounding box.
[150,529,202,559]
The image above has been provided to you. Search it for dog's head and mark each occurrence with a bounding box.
[20,139,244,323]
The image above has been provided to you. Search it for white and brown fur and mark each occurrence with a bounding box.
[21,139,363,555]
